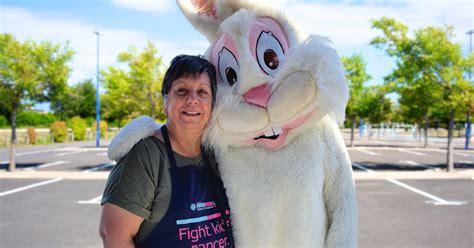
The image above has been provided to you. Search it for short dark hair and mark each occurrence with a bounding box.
[161,54,217,106]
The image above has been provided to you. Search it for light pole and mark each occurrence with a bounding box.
[94,30,101,148]
[466,30,473,150]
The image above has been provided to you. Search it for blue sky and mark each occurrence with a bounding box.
[1,0,472,110]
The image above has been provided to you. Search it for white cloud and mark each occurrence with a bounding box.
[110,0,174,12]
[1,6,206,86]
[282,0,472,49]
[279,0,472,86]
[109,0,291,12]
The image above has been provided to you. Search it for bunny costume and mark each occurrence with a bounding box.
[108,1,358,247]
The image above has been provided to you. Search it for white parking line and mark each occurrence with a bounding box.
[455,153,472,157]
[16,149,59,156]
[23,161,70,171]
[78,195,102,204]
[432,150,473,157]
[401,160,419,165]
[352,163,375,173]
[56,147,108,152]
[398,149,426,156]
[386,178,466,205]
[399,160,436,170]
[15,147,107,157]
[0,178,63,197]
[54,151,83,157]
[355,148,380,156]
[82,161,116,173]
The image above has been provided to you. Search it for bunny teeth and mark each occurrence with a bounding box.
[254,126,283,140]
[273,126,283,135]
[264,128,274,137]
[265,126,283,137]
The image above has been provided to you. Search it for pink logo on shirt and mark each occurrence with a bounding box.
[190,201,216,211]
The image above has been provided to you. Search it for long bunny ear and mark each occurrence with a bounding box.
[191,0,217,16]
[176,0,246,43]
[177,0,236,42]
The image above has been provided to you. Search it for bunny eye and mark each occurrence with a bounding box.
[218,47,240,86]
[256,31,285,76]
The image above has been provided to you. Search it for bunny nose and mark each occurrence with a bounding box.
[243,83,271,108]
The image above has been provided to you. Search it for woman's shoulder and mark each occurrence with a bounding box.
[126,136,167,160]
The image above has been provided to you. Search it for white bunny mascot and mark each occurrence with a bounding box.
[108,0,358,247]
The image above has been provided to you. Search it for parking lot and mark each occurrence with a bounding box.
[1,135,473,247]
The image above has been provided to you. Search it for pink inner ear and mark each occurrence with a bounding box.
[191,0,217,17]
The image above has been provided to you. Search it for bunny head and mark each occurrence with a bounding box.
[178,0,348,151]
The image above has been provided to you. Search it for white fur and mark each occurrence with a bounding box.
[108,1,357,247]
[107,116,160,161]
[218,117,356,247]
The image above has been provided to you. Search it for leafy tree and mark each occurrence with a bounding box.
[358,85,392,138]
[101,67,135,127]
[102,41,166,126]
[371,17,472,170]
[0,34,73,171]
[371,17,439,147]
[441,55,473,170]
[342,54,372,146]
[51,79,96,119]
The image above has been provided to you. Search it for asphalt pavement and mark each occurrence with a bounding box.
[0,134,473,247]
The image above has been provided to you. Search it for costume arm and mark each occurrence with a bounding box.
[322,121,358,247]
[107,116,160,161]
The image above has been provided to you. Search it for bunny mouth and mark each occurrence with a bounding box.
[254,126,283,140]
[254,134,280,140]
[246,110,315,150]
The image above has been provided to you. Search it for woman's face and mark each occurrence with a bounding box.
[165,73,213,133]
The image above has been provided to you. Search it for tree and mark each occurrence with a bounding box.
[101,67,135,127]
[51,79,96,119]
[440,54,473,171]
[0,34,73,171]
[371,17,444,148]
[358,85,392,139]
[341,54,372,146]
[371,17,472,170]
[102,41,166,126]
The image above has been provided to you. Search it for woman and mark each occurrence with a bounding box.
[99,55,233,247]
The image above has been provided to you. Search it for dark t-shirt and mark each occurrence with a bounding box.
[101,136,219,244]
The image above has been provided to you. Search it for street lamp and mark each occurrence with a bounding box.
[94,30,101,148]
[466,30,473,150]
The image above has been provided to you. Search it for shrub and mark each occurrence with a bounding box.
[50,121,67,142]
[17,111,56,127]
[70,116,87,141]
[85,117,95,127]
[91,120,108,138]
[27,127,36,144]
[0,115,8,127]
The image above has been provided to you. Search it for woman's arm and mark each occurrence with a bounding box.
[99,203,144,248]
